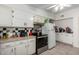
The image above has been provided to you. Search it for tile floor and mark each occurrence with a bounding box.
[40,42,79,55]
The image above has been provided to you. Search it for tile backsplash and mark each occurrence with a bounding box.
[0,27,33,39]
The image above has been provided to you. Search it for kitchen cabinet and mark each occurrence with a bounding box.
[15,44,28,55]
[0,42,15,55]
[64,33,73,44]
[24,12,34,27]
[12,9,26,27]
[0,47,15,55]
[28,39,36,55]
[13,18,26,27]
[56,33,73,45]
[12,9,33,27]
[0,5,12,26]
[0,5,34,27]
[15,40,28,55]
[56,33,63,41]
[0,37,36,55]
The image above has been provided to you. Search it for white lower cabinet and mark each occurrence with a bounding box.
[0,38,36,55]
[56,33,73,45]
[15,44,28,55]
[28,39,36,55]
[0,42,15,55]
[0,47,15,55]
[64,33,73,44]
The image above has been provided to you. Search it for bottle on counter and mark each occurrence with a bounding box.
[7,30,13,38]
[29,30,32,36]
[0,31,2,39]
[2,28,8,39]
[15,31,20,37]
[3,33,8,39]
[15,28,20,37]
[27,30,29,37]
[12,30,16,38]
[24,28,27,37]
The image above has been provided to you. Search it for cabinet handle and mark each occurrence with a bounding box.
[24,23,27,26]
[6,45,10,47]
[12,16,14,18]
[12,10,14,13]
[14,48,16,50]
[11,49,13,52]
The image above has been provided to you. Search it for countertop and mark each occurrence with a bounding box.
[56,32,73,34]
[0,36,36,44]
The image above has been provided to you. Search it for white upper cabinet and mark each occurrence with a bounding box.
[13,17,26,27]
[12,9,26,27]
[25,12,34,27]
[0,5,12,26]
[12,9,33,27]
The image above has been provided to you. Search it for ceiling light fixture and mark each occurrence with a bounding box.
[47,4,72,12]
[47,4,57,9]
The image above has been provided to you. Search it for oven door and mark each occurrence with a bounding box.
[36,36,48,49]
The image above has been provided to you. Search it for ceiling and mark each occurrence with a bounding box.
[28,4,79,14]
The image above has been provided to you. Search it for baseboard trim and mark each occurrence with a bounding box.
[56,41,73,47]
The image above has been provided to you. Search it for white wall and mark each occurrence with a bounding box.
[5,4,54,19]
[55,7,79,48]
[55,7,79,20]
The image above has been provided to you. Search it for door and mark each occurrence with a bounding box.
[28,39,36,55]
[0,48,14,55]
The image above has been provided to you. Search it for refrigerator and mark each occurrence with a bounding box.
[42,23,56,49]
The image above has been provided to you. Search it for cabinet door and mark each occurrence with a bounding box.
[56,33,59,40]
[26,19,33,27]
[15,44,28,55]
[0,48,14,55]
[24,12,34,27]
[12,9,33,27]
[13,17,25,27]
[58,33,62,41]
[65,33,73,44]
[12,9,25,27]
[0,5,12,26]
[28,39,36,55]
[13,9,26,20]
[57,33,65,42]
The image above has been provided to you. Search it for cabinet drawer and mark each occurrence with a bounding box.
[0,42,15,48]
[15,40,28,45]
